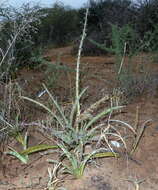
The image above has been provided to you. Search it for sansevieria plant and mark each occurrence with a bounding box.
[21,8,135,178]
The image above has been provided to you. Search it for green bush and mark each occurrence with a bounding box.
[76,0,158,55]
[37,2,80,47]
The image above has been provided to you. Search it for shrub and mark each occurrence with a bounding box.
[118,69,153,100]
[73,0,136,56]
[135,0,158,50]
[75,0,158,54]
[72,31,108,56]
[0,3,44,81]
[37,2,80,47]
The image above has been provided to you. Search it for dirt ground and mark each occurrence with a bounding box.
[0,46,158,190]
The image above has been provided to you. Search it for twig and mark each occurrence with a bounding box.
[131,119,152,155]
[118,42,127,75]
[125,178,145,190]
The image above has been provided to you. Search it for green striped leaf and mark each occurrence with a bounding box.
[20,144,58,155]
[91,152,120,158]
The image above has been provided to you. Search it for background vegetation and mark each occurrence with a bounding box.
[1,0,158,77]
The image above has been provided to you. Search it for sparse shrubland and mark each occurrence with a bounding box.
[0,1,157,189]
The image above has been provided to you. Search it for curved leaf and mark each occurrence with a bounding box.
[91,152,120,158]
[7,150,28,164]
[86,106,123,130]
[20,144,58,155]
